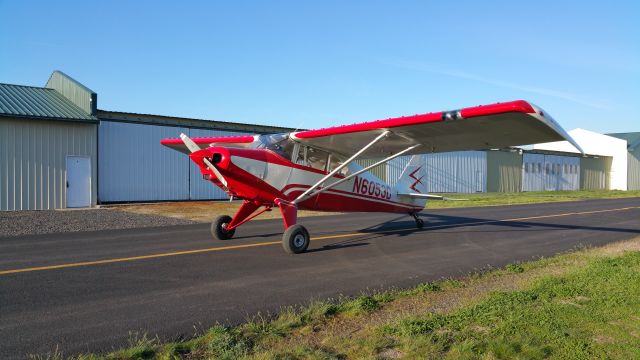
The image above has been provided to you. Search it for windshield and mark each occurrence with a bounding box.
[257,133,296,159]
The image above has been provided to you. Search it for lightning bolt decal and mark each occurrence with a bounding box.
[409,167,423,193]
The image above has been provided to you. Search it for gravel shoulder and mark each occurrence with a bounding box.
[109,200,342,222]
[0,208,196,238]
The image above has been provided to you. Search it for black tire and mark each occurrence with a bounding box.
[211,215,235,240]
[282,224,310,254]
[416,218,424,229]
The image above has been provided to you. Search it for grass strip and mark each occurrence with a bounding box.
[426,190,640,209]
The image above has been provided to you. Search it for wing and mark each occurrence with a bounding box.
[160,135,258,154]
[290,100,583,158]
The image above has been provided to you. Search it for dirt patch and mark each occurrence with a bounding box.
[377,348,405,359]
[108,201,342,223]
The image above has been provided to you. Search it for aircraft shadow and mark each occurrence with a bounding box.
[309,212,640,252]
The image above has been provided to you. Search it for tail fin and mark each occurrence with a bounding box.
[395,155,428,208]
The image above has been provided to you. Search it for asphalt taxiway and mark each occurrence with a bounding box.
[1,198,639,358]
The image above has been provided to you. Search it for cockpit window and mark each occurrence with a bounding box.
[295,145,348,175]
[305,146,329,171]
[257,134,348,175]
[328,154,349,176]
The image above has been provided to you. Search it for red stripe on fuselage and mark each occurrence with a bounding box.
[281,184,421,212]
[286,188,421,213]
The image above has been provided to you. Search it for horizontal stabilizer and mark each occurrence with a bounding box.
[399,193,469,201]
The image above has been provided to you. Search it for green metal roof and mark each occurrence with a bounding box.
[608,132,640,151]
[0,83,98,122]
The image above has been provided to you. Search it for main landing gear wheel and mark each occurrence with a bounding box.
[211,215,235,240]
[282,224,310,254]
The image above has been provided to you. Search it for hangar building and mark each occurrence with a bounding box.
[608,132,640,191]
[0,71,291,210]
[1,71,637,211]
[532,128,627,190]
[0,73,99,210]
[381,148,605,193]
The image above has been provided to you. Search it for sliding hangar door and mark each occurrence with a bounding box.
[98,121,246,202]
[522,153,580,191]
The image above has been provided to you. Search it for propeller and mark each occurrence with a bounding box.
[180,133,228,188]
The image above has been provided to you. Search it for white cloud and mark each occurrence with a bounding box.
[385,59,611,110]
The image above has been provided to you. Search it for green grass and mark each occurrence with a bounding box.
[426,190,640,209]
[385,252,640,359]
[43,240,640,360]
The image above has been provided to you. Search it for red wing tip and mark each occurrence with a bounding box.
[460,100,536,118]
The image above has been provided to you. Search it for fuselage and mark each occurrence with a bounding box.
[190,146,424,213]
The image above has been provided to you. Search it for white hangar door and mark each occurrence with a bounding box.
[98,121,189,202]
[522,153,580,191]
[66,156,91,208]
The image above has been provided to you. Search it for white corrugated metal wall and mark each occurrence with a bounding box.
[386,151,487,193]
[188,128,246,200]
[522,153,545,191]
[629,148,640,190]
[99,121,249,202]
[386,156,411,187]
[1,118,98,210]
[522,153,580,191]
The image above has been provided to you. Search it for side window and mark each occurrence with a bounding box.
[295,145,307,165]
[327,154,349,176]
[306,147,329,171]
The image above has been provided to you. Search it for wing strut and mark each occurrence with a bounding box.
[294,135,420,204]
[294,130,390,204]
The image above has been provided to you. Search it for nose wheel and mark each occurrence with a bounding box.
[282,224,310,254]
[211,215,235,240]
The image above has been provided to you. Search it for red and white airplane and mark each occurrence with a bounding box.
[161,100,582,254]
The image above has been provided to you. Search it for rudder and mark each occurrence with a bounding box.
[394,155,427,208]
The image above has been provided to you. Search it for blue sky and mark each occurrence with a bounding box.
[0,1,638,133]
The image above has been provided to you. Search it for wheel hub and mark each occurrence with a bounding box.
[293,234,305,248]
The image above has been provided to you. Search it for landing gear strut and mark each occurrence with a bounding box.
[410,212,424,229]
